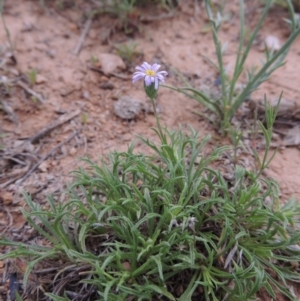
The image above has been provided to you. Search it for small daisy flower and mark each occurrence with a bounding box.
[132,62,166,136]
[133,62,168,90]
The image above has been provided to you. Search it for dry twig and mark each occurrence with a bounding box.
[0,165,31,189]
[16,81,44,103]
[73,18,93,56]
[0,109,81,188]
[25,108,81,144]
[0,99,18,122]
[0,206,13,235]
[140,12,175,22]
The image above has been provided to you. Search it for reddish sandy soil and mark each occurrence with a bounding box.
[0,0,300,300]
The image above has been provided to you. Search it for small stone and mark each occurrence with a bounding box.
[272,132,280,141]
[222,22,230,31]
[38,161,48,173]
[0,191,14,205]
[69,147,77,156]
[264,196,272,206]
[100,82,115,90]
[175,33,184,39]
[35,44,47,52]
[35,74,47,84]
[86,131,95,138]
[21,22,35,32]
[0,75,8,84]
[100,75,109,82]
[82,91,90,99]
[45,174,55,181]
[50,161,58,166]
[122,261,131,271]
[7,68,19,76]
[111,91,120,100]
[60,88,75,97]
[46,49,56,58]
[122,133,132,141]
[13,140,35,152]
[195,156,202,164]
[68,23,78,32]
[88,29,98,40]
[114,96,142,120]
[98,53,126,75]
[99,114,107,123]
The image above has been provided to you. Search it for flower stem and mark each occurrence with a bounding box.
[150,97,165,143]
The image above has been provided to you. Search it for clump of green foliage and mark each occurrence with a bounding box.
[1,1,300,299]
[166,0,300,134]
[1,96,300,301]
[91,0,178,34]
[26,69,37,86]
[0,132,4,150]
[115,40,140,64]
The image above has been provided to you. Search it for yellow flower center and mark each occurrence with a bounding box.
[145,69,156,77]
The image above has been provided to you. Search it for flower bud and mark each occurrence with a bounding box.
[144,82,158,100]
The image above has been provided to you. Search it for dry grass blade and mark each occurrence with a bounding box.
[16,81,44,104]
[73,18,93,56]
[24,262,97,301]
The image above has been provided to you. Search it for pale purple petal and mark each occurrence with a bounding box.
[132,73,145,83]
[133,71,145,78]
[156,73,164,79]
[144,76,152,86]
[157,76,167,84]
[135,66,146,72]
[157,70,168,76]
[141,62,151,70]
[156,74,165,82]
[154,77,159,89]
[151,63,161,72]
[132,71,146,82]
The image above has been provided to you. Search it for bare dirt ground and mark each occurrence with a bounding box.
[0,0,300,300]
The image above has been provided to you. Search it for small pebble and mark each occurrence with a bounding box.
[1,191,14,205]
[100,82,115,90]
[98,53,126,75]
[69,147,77,156]
[114,96,142,120]
[82,91,90,99]
[100,75,109,82]
[35,74,47,84]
